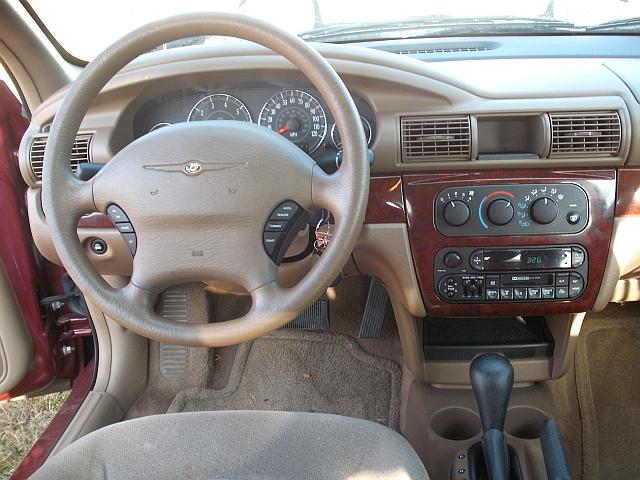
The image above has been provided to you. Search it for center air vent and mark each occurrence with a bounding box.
[549,111,621,157]
[29,133,93,180]
[401,115,471,162]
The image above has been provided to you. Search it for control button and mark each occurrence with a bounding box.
[486,275,499,288]
[265,220,287,232]
[115,223,134,234]
[528,287,542,299]
[121,233,137,256]
[443,200,471,227]
[542,287,555,299]
[470,250,484,270]
[571,247,585,268]
[569,273,585,298]
[530,197,559,225]
[486,289,499,301]
[90,238,107,255]
[500,288,513,300]
[486,198,514,226]
[262,232,281,255]
[269,201,299,221]
[556,286,569,299]
[514,287,527,300]
[106,204,129,223]
[566,211,581,225]
[555,273,569,287]
[444,252,463,268]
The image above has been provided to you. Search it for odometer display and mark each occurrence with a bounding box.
[258,89,327,154]
[188,94,252,122]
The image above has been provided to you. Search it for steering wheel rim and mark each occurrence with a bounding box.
[42,13,369,347]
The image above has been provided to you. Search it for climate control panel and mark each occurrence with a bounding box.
[434,245,588,303]
[435,184,588,236]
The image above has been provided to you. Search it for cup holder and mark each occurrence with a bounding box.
[504,406,549,440]
[430,407,482,441]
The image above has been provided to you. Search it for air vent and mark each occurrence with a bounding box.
[401,116,471,162]
[29,133,93,180]
[549,111,621,157]
[395,46,490,55]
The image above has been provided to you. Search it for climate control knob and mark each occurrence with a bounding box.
[530,197,559,225]
[443,200,470,227]
[486,199,514,226]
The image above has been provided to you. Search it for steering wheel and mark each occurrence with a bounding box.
[42,13,369,347]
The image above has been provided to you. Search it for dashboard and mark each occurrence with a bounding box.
[132,82,375,171]
[17,38,640,320]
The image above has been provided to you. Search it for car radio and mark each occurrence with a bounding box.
[434,245,587,303]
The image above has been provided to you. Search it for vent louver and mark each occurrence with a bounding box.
[29,133,93,180]
[549,111,621,157]
[395,46,490,55]
[401,116,471,162]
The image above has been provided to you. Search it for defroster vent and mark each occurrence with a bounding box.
[401,115,471,162]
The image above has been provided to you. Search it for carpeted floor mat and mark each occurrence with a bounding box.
[574,306,640,479]
[167,330,401,429]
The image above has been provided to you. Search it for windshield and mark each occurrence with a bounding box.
[26,0,640,61]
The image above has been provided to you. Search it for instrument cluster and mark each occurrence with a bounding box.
[133,83,375,162]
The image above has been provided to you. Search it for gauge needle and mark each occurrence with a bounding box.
[277,125,289,134]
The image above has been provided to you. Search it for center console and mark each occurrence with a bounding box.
[403,168,616,316]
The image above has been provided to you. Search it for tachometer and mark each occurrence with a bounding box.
[330,116,372,149]
[258,89,327,154]
[188,94,252,122]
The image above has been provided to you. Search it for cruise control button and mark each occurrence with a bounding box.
[115,223,134,234]
[571,247,585,268]
[269,201,299,221]
[486,289,499,300]
[121,233,137,256]
[106,204,130,224]
[514,287,527,300]
[265,220,287,232]
[500,288,513,300]
[542,287,555,299]
[556,286,569,299]
[528,287,541,299]
[262,232,280,255]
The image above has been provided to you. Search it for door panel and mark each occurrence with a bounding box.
[0,79,58,399]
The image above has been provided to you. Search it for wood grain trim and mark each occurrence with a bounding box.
[403,168,617,316]
[365,176,405,224]
[616,167,640,217]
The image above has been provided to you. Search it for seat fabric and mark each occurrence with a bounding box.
[33,410,429,479]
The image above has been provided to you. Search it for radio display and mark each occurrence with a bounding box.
[483,248,571,270]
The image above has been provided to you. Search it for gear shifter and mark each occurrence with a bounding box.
[470,353,514,480]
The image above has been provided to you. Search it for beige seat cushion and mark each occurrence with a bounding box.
[33,410,429,479]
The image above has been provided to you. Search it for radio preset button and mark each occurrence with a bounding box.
[528,287,542,299]
[542,287,555,299]
[486,289,499,300]
[514,287,527,300]
[500,288,513,300]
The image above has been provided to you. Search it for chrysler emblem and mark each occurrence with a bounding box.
[184,161,203,176]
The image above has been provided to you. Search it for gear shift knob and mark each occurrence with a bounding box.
[470,353,514,433]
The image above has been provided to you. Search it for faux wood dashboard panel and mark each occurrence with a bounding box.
[403,168,617,316]
[365,176,405,224]
[616,167,640,216]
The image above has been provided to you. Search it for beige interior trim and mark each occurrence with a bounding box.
[0,261,33,393]
[547,312,585,378]
[593,216,640,311]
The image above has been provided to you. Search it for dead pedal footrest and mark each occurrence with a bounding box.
[358,278,389,338]
[282,298,329,330]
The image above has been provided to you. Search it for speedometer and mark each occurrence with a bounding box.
[258,89,327,154]
[188,94,252,122]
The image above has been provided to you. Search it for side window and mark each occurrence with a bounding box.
[0,63,21,103]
